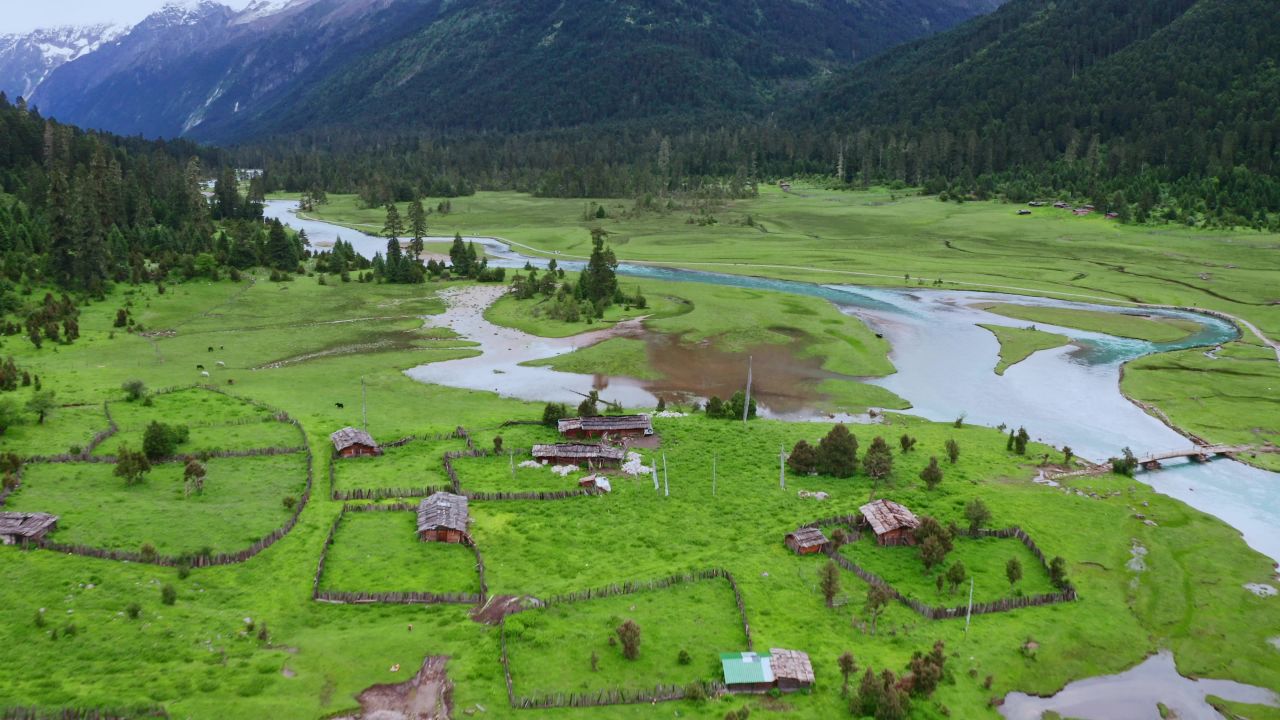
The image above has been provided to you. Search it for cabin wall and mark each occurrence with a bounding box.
[338,444,380,459]
[876,528,915,546]
[419,528,464,544]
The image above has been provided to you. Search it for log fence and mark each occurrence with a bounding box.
[310,503,488,605]
[1,706,168,719]
[822,524,1077,620]
[498,570,745,710]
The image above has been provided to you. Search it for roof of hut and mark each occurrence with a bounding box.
[0,511,58,538]
[532,444,626,461]
[417,493,469,533]
[786,527,828,549]
[558,415,653,433]
[859,499,920,536]
[721,651,774,685]
[769,649,815,684]
[330,427,378,451]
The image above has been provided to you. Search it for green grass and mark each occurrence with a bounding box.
[6,453,308,556]
[93,421,302,458]
[0,260,1278,718]
[1122,341,1280,471]
[523,338,661,381]
[838,533,1058,605]
[1,404,112,457]
[332,438,469,493]
[282,187,1280,340]
[977,304,1201,343]
[484,290,687,339]
[503,578,747,697]
[319,511,479,595]
[452,453,591,494]
[978,324,1071,375]
[1207,695,1280,720]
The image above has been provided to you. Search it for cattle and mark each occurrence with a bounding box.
[335,403,345,409]
[208,346,214,352]
[196,364,205,370]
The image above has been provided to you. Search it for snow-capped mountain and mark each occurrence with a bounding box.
[0,23,125,100]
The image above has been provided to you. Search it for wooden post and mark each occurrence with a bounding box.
[743,356,753,426]
[663,453,669,497]
[965,577,974,636]
[779,445,786,490]
[509,451,515,481]
[652,462,659,492]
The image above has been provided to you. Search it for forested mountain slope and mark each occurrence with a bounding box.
[30,0,1003,143]
[810,0,1280,217]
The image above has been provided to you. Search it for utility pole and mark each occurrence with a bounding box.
[663,453,669,497]
[743,356,753,426]
[361,376,368,431]
[509,451,515,481]
[652,462,659,492]
[965,577,975,637]
[779,445,786,489]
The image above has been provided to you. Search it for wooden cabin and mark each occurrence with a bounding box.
[330,427,382,458]
[0,512,58,545]
[417,493,470,543]
[784,527,828,555]
[557,415,653,439]
[721,649,814,694]
[859,499,920,546]
[531,443,625,469]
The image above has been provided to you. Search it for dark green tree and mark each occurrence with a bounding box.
[863,436,894,482]
[964,498,992,532]
[920,456,943,489]
[817,424,858,478]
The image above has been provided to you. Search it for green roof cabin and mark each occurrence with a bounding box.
[721,649,814,693]
[721,651,775,693]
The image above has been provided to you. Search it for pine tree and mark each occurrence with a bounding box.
[408,197,427,260]
[449,233,469,274]
[863,436,894,481]
[265,219,298,271]
[817,424,858,477]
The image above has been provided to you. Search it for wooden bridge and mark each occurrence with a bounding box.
[1045,444,1271,480]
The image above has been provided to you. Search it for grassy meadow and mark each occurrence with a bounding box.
[977,303,1201,343]
[0,188,1276,718]
[319,511,480,595]
[978,324,1070,375]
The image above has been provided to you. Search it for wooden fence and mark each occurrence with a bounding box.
[537,568,752,649]
[310,504,487,605]
[498,570,741,710]
[26,394,315,569]
[1,706,168,720]
[510,682,726,709]
[823,525,1077,620]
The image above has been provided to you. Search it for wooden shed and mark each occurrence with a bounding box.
[0,511,58,545]
[330,427,381,458]
[557,415,653,439]
[532,443,624,469]
[784,527,828,555]
[417,493,470,544]
[859,499,920,546]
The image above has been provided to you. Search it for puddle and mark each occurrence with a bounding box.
[999,650,1280,720]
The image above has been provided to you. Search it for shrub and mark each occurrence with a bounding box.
[139,542,158,561]
[143,421,189,459]
[817,424,859,477]
[122,379,146,401]
[787,439,818,475]
[282,495,298,511]
[161,584,177,605]
[126,603,141,619]
[864,436,894,480]
[945,439,961,464]
[615,619,641,660]
[920,457,943,489]
[677,649,692,665]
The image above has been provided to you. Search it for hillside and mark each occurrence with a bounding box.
[812,0,1280,190]
[29,0,1003,142]
[221,0,1005,140]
